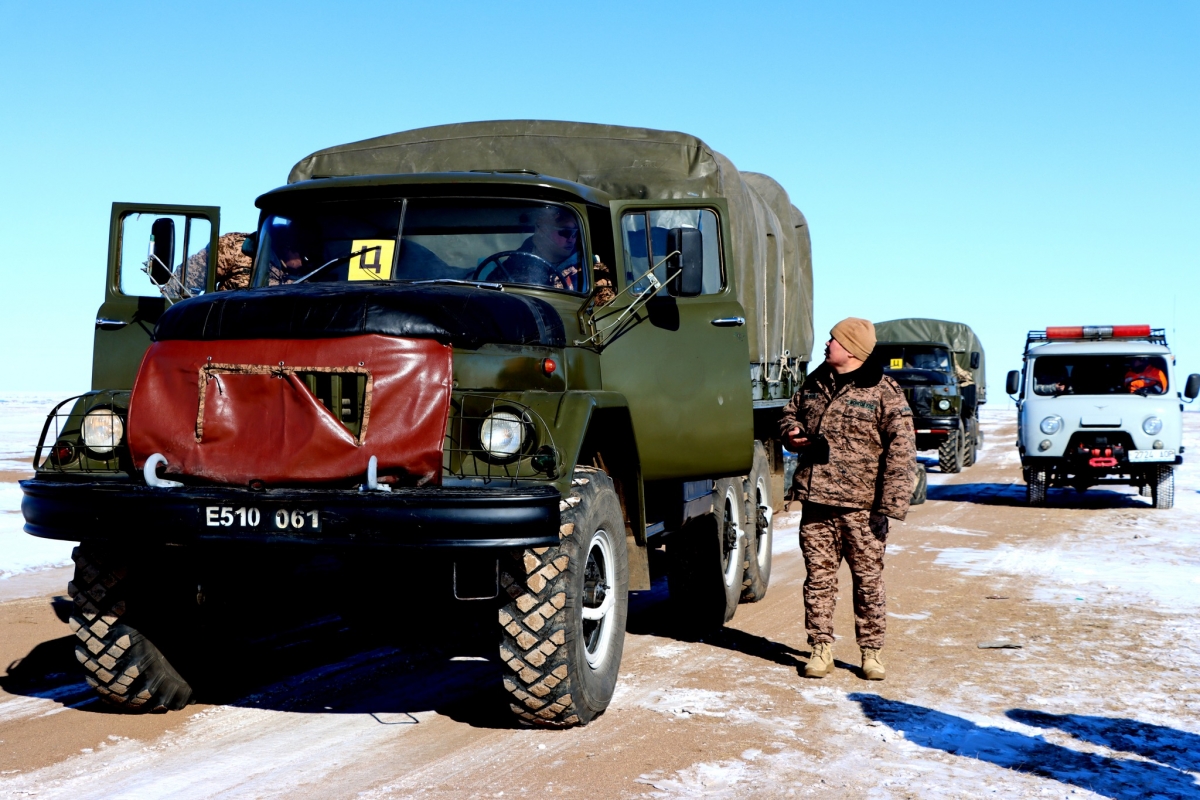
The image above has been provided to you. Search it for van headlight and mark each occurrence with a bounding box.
[81,408,125,455]
[479,411,526,459]
[1143,416,1163,435]
[1039,415,1062,435]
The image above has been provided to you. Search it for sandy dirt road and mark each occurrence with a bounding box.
[2,410,1199,798]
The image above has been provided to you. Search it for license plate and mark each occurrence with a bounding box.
[1128,450,1175,463]
[203,506,322,531]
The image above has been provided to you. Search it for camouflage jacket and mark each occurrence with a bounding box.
[779,360,917,520]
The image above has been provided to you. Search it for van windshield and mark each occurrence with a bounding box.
[251,199,588,294]
[1032,354,1170,396]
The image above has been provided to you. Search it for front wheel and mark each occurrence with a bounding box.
[499,467,629,727]
[939,430,964,474]
[1026,469,1048,506]
[740,442,774,603]
[1151,465,1174,509]
[67,545,195,712]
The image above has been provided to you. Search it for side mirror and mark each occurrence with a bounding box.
[666,227,704,297]
[1186,373,1200,400]
[970,351,981,370]
[149,217,176,287]
[1006,370,1020,395]
[241,231,258,259]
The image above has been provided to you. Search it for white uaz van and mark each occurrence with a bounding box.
[1008,326,1200,508]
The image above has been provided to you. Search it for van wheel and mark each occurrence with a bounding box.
[67,545,194,713]
[1026,470,1048,506]
[740,442,773,603]
[1152,465,1174,509]
[668,478,747,629]
[498,467,628,727]
[938,431,964,474]
[911,464,928,505]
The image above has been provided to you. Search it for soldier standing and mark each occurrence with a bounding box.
[780,318,917,681]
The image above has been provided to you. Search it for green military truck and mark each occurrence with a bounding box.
[21,121,813,727]
[875,319,986,476]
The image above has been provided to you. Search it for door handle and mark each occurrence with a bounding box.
[711,316,746,327]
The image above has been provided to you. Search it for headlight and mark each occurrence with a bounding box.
[81,409,125,455]
[1143,416,1163,435]
[1039,415,1062,435]
[937,399,951,411]
[479,411,526,459]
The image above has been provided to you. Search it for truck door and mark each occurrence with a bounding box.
[598,201,753,481]
[93,203,220,390]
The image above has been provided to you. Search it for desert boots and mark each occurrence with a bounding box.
[861,647,885,680]
[805,642,834,678]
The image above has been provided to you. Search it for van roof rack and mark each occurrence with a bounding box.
[1026,326,1167,352]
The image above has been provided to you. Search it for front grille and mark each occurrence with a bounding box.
[298,372,368,438]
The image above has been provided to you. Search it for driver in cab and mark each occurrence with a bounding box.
[492,206,582,290]
[1125,357,1167,394]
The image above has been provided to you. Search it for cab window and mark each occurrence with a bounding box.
[119,213,212,298]
[621,208,722,296]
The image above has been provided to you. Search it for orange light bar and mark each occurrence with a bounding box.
[1045,325,1152,340]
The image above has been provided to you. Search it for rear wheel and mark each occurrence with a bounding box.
[1151,465,1174,509]
[499,467,628,727]
[668,478,747,629]
[740,442,773,603]
[67,545,194,712]
[938,430,964,474]
[962,416,979,467]
[1026,469,1048,506]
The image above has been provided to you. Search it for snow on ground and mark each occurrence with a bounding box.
[0,393,76,578]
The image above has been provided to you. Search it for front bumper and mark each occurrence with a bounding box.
[1019,455,1183,473]
[912,415,961,435]
[20,478,561,549]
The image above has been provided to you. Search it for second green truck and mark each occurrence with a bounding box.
[875,318,987,476]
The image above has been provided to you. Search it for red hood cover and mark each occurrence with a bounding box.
[127,335,451,486]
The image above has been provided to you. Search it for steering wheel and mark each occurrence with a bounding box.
[472,251,558,284]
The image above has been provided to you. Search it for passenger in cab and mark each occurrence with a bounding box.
[1124,357,1167,394]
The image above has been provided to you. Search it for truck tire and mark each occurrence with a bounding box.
[962,416,979,468]
[1152,465,1174,509]
[1026,469,1048,506]
[938,431,964,474]
[67,545,194,712]
[740,442,773,603]
[668,478,747,629]
[911,464,927,505]
[499,467,628,727]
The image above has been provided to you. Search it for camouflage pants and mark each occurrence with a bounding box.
[799,502,888,649]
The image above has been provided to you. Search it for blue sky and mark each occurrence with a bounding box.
[1,1,1197,398]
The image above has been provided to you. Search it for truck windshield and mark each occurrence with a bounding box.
[251,199,588,294]
[877,345,953,373]
[1032,354,1170,396]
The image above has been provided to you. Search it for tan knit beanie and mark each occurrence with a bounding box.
[831,317,876,361]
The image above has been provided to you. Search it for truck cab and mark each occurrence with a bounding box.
[1009,325,1200,507]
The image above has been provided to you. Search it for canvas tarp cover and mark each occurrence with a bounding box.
[875,318,987,401]
[288,121,813,365]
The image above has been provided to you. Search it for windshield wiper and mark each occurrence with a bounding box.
[404,278,504,291]
[292,245,385,285]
